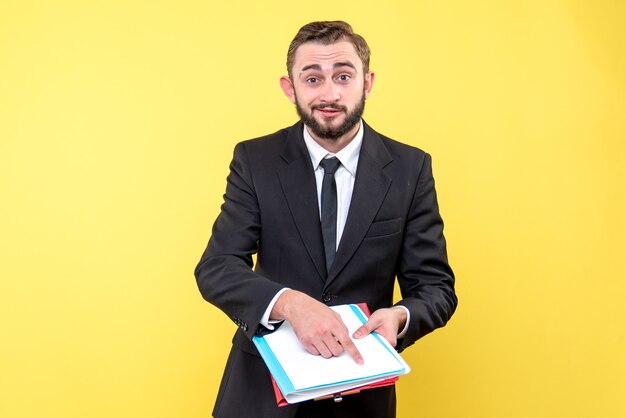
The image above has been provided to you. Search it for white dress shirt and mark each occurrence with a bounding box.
[303,121,362,248]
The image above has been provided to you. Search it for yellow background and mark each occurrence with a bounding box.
[1,1,624,417]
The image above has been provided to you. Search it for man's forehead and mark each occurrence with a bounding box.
[293,41,362,72]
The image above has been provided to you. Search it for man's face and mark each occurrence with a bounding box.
[280,41,374,142]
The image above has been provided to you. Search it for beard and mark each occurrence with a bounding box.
[295,91,366,140]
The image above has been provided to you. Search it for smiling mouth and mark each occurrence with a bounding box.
[318,108,341,116]
[314,106,345,118]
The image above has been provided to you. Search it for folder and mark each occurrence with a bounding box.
[252,304,410,405]
[270,373,399,407]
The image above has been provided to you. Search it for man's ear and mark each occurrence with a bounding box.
[364,71,375,99]
[279,76,296,104]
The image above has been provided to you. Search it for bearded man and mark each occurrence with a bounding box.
[195,20,457,418]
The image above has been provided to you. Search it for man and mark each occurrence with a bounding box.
[195,21,457,418]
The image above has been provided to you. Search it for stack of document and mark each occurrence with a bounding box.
[252,304,411,405]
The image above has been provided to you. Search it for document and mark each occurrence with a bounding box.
[252,304,411,404]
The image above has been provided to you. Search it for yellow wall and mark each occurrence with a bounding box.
[1,1,624,417]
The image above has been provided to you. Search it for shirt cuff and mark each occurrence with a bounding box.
[394,305,411,339]
[259,288,291,330]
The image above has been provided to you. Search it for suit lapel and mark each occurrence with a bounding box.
[326,122,393,285]
[276,123,327,282]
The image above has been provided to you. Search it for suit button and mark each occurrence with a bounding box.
[322,292,332,303]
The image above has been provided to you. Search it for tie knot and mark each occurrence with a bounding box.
[319,157,341,175]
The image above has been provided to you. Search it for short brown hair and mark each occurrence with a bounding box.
[286,21,371,78]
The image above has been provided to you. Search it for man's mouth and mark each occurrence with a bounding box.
[313,105,346,118]
[317,108,341,117]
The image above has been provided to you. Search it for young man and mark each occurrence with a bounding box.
[195,21,457,418]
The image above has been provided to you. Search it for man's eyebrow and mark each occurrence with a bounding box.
[300,64,321,73]
[300,61,357,73]
[333,61,356,70]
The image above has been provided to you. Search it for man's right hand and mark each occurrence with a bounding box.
[270,290,364,365]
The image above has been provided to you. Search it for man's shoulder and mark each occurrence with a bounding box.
[236,122,301,151]
[379,132,427,155]
[364,122,428,160]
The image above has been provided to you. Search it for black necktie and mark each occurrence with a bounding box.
[319,157,341,274]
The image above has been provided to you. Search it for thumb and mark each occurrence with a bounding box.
[352,320,376,339]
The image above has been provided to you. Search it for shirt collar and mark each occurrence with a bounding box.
[302,120,363,177]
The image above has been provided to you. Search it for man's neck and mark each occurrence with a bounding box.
[305,122,361,154]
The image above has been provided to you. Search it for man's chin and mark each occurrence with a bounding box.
[316,118,344,132]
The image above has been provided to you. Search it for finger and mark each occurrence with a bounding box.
[352,324,370,339]
[374,327,397,347]
[325,335,344,357]
[314,341,333,359]
[303,343,321,357]
[358,317,399,347]
[336,333,363,365]
[352,318,378,339]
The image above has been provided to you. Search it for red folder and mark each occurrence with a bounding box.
[270,303,399,407]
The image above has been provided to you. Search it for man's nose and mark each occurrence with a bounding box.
[319,80,340,103]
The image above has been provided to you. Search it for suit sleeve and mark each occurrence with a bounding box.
[194,142,284,340]
[394,153,457,352]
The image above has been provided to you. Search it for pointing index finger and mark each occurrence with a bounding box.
[337,333,364,365]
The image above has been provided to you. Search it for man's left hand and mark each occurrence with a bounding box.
[352,307,408,347]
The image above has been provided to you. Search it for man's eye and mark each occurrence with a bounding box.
[306,77,319,83]
[338,74,351,81]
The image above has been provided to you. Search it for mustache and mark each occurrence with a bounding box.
[311,103,347,112]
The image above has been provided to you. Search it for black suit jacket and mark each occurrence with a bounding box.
[195,121,457,418]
